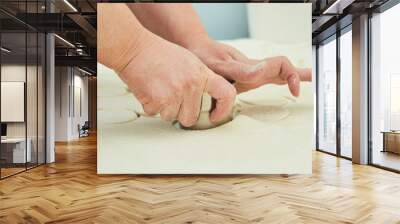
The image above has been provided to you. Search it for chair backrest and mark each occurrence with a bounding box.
[82,121,90,129]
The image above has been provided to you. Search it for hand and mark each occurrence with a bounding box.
[185,36,312,96]
[117,34,236,127]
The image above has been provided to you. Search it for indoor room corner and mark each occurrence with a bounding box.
[1,1,400,223]
[0,0,97,179]
[54,66,96,142]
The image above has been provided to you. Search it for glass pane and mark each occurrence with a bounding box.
[38,33,45,165]
[1,30,27,177]
[318,38,337,154]
[371,4,400,171]
[340,29,352,158]
[26,0,38,169]
[27,31,38,169]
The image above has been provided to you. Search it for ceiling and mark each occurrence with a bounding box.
[0,0,97,74]
[0,0,396,74]
[310,0,391,43]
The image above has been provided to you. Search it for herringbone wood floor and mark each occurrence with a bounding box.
[1,134,400,224]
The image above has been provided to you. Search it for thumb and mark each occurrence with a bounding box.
[205,74,236,123]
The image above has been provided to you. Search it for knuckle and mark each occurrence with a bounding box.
[185,75,202,93]
[171,81,183,93]
[217,51,232,61]
[222,85,237,100]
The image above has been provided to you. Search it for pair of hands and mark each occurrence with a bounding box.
[119,33,311,127]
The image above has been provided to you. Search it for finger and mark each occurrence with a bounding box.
[287,74,301,97]
[297,68,312,82]
[276,57,301,97]
[142,101,162,116]
[160,101,181,122]
[211,60,253,82]
[205,74,236,123]
[177,88,202,127]
[242,57,261,65]
[226,45,250,62]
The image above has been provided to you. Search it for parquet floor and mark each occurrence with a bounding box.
[1,134,400,224]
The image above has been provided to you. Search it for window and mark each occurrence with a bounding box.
[317,37,337,154]
[0,1,46,179]
[370,3,400,171]
[390,74,400,130]
[339,28,352,158]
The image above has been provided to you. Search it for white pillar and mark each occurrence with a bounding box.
[352,14,369,164]
[46,32,55,163]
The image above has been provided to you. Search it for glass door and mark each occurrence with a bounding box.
[0,1,47,179]
[1,30,28,178]
[339,27,352,158]
[317,36,337,154]
[370,3,400,171]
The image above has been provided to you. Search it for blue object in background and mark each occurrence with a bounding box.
[193,3,249,40]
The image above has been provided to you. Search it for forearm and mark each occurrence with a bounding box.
[128,3,209,48]
[98,3,152,72]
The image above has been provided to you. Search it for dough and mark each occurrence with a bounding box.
[97,64,129,97]
[97,93,141,112]
[176,93,234,130]
[98,37,313,174]
[174,89,291,130]
[98,109,138,124]
[238,104,290,122]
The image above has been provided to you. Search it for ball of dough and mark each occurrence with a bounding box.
[177,93,234,130]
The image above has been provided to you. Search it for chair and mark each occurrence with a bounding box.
[79,121,90,138]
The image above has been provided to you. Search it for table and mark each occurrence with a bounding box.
[382,131,400,154]
[1,138,31,163]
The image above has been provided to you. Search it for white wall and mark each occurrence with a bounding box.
[1,63,46,164]
[247,3,312,69]
[193,3,249,40]
[247,4,311,44]
[55,66,69,141]
[71,73,89,138]
[54,67,89,141]
[1,65,36,138]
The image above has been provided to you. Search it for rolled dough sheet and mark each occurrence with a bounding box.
[97,39,313,174]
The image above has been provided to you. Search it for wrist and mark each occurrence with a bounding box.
[98,4,151,73]
[178,31,211,50]
[104,28,156,76]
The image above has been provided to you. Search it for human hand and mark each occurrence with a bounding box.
[185,36,312,96]
[117,34,236,127]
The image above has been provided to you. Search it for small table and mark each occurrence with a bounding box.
[381,131,400,154]
[1,138,31,163]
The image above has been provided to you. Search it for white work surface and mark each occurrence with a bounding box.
[97,39,313,174]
